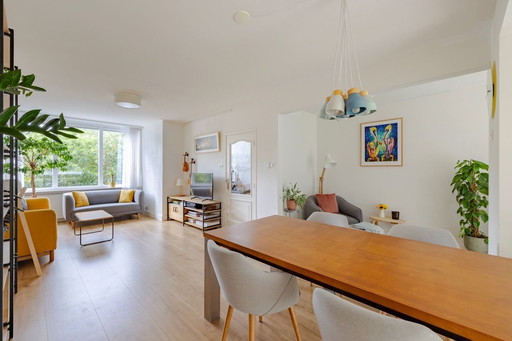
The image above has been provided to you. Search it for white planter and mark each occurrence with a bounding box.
[463,235,488,253]
[378,209,385,218]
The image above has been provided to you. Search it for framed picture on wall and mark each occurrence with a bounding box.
[360,118,403,166]
[195,132,220,153]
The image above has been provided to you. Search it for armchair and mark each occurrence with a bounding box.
[17,197,58,262]
[304,195,362,224]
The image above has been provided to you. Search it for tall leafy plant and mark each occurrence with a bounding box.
[450,159,489,239]
[18,137,73,197]
[0,69,83,142]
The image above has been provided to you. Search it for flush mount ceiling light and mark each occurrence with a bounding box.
[114,93,141,109]
[320,0,376,120]
[233,10,251,23]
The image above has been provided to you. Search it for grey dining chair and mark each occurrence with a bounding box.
[207,240,302,341]
[313,288,442,341]
[388,224,459,248]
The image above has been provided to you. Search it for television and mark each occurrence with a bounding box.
[190,173,214,200]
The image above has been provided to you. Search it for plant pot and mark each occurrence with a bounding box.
[286,200,297,211]
[378,209,385,218]
[463,235,488,253]
[110,182,116,188]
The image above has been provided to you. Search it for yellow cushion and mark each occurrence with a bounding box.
[119,189,135,203]
[72,191,90,207]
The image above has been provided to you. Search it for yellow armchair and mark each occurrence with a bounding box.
[17,197,58,262]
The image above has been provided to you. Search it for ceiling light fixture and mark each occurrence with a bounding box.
[320,0,376,120]
[233,10,251,24]
[114,93,141,109]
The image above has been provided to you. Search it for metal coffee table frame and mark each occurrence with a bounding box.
[74,210,115,246]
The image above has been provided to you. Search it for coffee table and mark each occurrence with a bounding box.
[74,210,114,246]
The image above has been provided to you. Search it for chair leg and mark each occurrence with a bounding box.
[221,305,233,341]
[49,250,55,262]
[288,307,302,341]
[249,314,255,341]
[259,316,263,323]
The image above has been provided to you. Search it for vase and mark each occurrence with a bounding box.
[286,200,297,211]
[463,235,488,253]
[379,209,385,218]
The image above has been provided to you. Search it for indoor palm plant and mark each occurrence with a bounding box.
[450,159,489,253]
[282,183,307,211]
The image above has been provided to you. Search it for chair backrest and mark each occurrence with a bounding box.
[207,240,299,316]
[312,288,442,341]
[388,224,459,248]
[307,211,349,227]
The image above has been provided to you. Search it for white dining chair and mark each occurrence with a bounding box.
[306,211,349,227]
[388,224,459,248]
[207,240,302,341]
[312,288,442,341]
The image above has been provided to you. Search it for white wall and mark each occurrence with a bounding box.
[278,111,317,218]
[318,72,489,240]
[162,120,185,218]
[181,100,280,221]
[141,120,164,220]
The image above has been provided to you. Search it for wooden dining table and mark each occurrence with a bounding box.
[203,215,512,341]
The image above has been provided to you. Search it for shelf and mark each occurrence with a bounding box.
[184,221,221,231]
[185,207,221,213]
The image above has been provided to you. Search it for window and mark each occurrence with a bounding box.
[26,121,139,191]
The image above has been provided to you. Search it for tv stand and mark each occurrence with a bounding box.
[167,195,221,231]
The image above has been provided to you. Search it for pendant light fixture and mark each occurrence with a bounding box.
[320,0,376,120]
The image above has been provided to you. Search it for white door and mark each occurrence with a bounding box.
[225,131,256,225]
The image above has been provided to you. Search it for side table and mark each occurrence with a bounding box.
[369,215,405,226]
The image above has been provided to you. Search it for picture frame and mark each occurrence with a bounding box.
[195,132,220,153]
[360,118,403,167]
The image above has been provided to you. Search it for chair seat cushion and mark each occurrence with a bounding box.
[316,193,338,213]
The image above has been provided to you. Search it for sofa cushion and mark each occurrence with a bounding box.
[72,191,90,207]
[119,189,135,203]
[86,190,121,205]
[316,193,338,213]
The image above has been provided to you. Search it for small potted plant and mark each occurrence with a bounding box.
[282,183,307,211]
[450,159,489,253]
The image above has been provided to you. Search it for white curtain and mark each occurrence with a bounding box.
[122,127,142,189]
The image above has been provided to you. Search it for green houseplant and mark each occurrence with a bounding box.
[450,159,489,253]
[282,183,307,211]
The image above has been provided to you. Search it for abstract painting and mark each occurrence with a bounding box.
[360,118,403,166]
[195,132,220,153]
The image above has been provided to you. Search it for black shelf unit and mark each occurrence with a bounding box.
[1,2,19,339]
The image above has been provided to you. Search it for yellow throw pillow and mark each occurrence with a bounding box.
[72,191,90,207]
[119,189,135,203]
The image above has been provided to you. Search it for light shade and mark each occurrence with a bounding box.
[325,90,345,117]
[115,93,141,109]
[324,154,337,168]
[176,178,185,186]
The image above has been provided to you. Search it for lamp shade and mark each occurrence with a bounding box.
[176,178,185,186]
[115,93,141,109]
[360,90,377,116]
[346,88,367,116]
[324,154,337,168]
[325,90,345,117]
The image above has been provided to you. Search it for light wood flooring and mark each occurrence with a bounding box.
[14,216,322,341]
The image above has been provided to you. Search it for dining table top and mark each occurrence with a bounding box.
[204,215,512,341]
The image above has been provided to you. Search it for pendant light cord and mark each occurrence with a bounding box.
[332,0,345,90]
[346,2,363,90]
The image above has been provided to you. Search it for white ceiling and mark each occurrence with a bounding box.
[6,0,496,124]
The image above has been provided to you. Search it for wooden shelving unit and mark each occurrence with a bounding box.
[167,196,221,231]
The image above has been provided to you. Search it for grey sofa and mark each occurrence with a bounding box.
[63,189,144,224]
[304,195,362,224]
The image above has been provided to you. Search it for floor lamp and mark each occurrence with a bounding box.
[176,178,185,196]
[319,154,337,194]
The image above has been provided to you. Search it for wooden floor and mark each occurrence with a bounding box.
[14,217,322,341]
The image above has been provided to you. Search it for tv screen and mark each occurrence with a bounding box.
[190,173,214,200]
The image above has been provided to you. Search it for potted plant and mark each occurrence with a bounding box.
[450,159,489,253]
[5,136,73,197]
[282,183,307,211]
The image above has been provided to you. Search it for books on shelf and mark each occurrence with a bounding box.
[187,219,220,228]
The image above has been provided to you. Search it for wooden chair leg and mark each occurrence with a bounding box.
[49,250,55,262]
[70,221,75,229]
[288,307,302,341]
[249,314,255,341]
[259,316,263,323]
[221,305,233,341]
[137,213,141,219]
